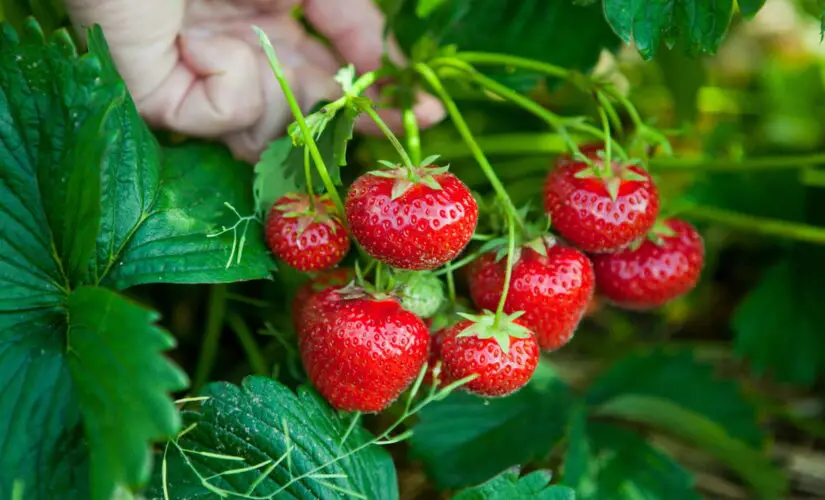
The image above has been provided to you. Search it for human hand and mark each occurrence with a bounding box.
[65,0,445,163]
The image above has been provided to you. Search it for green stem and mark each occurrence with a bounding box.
[226,312,268,376]
[448,52,570,80]
[360,103,415,168]
[415,63,521,225]
[374,262,384,292]
[652,154,825,172]
[445,262,457,304]
[598,106,612,173]
[434,248,483,276]
[603,86,644,131]
[194,284,228,391]
[402,106,422,165]
[255,27,344,214]
[303,147,314,196]
[433,59,627,159]
[685,205,825,245]
[495,217,517,318]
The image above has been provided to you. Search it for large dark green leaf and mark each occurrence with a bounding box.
[453,468,575,500]
[410,363,575,489]
[732,250,825,385]
[145,376,398,500]
[604,0,735,60]
[103,142,274,289]
[564,420,699,500]
[67,286,188,499]
[0,18,268,500]
[388,0,619,90]
[586,349,764,447]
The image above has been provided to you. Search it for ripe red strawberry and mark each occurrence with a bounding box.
[291,268,355,335]
[299,286,430,412]
[265,193,350,272]
[468,237,595,351]
[345,164,478,270]
[543,146,659,253]
[439,313,539,397]
[592,218,704,310]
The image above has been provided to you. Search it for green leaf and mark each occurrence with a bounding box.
[732,253,825,385]
[593,396,787,499]
[102,142,274,289]
[389,0,619,91]
[604,0,735,60]
[67,286,189,499]
[564,419,700,500]
[586,349,764,447]
[253,105,355,213]
[410,362,575,488]
[738,0,767,18]
[453,468,575,500]
[145,376,398,500]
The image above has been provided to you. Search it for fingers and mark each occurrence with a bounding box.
[138,31,264,137]
[65,0,184,102]
[303,0,405,74]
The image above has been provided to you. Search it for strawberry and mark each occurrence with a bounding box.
[468,237,595,351]
[395,271,445,318]
[291,268,355,335]
[265,193,350,272]
[345,164,478,270]
[591,218,704,310]
[543,146,659,253]
[299,286,430,412]
[439,312,539,397]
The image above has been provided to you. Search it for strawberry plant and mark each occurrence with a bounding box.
[3,1,825,499]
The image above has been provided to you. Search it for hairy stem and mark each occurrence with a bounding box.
[402,106,422,165]
[303,147,314,196]
[360,103,415,168]
[495,217,517,318]
[415,63,521,225]
[255,27,344,213]
[448,52,570,80]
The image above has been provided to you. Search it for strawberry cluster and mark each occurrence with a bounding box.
[264,148,704,413]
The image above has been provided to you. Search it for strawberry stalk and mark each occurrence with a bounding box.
[495,215,517,322]
[402,106,422,165]
[303,147,314,197]
[597,106,613,178]
[255,27,345,215]
[359,102,415,169]
[415,63,522,228]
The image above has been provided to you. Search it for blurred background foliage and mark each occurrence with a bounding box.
[3,0,825,498]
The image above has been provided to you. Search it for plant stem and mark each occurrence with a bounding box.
[598,106,612,172]
[194,284,228,391]
[303,147,314,196]
[434,248,484,276]
[402,106,422,165]
[226,312,268,376]
[255,27,344,214]
[495,216,517,318]
[415,63,521,225]
[685,205,825,245]
[432,59,624,158]
[651,154,825,172]
[448,52,570,80]
[445,262,457,304]
[374,262,384,292]
[360,103,415,168]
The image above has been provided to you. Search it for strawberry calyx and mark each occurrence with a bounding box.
[275,193,344,237]
[645,218,677,247]
[335,281,395,302]
[368,155,451,200]
[572,151,648,202]
[455,310,533,354]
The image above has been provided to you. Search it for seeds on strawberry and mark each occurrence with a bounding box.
[345,165,478,270]
[265,193,350,272]
[299,287,430,412]
[291,268,355,336]
[543,147,659,253]
[468,237,594,351]
[591,218,704,310]
[439,313,539,398]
